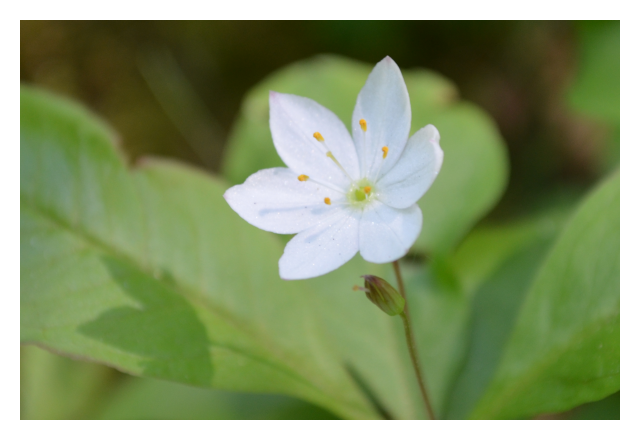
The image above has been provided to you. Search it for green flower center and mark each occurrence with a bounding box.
[347,178,375,207]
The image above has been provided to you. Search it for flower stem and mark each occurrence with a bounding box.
[392,260,436,420]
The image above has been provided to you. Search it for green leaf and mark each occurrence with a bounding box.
[20,86,378,420]
[21,345,338,420]
[222,55,508,254]
[98,377,337,420]
[21,345,118,419]
[448,213,566,296]
[471,172,620,419]
[444,212,567,419]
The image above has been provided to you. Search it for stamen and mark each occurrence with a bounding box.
[326,152,353,182]
[364,186,371,194]
[292,174,346,195]
[311,131,354,182]
[372,147,389,183]
[360,119,368,175]
[324,197,332,205]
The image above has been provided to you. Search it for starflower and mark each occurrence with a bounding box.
[224,56,443,280]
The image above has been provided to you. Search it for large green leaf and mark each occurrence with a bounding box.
[98,376,337,420]
[470,172,620,419]
[222,55,508,254]
[20,86,377,419]
[444,212,568,419]
[21,345,118,419]
[21,345,336,420]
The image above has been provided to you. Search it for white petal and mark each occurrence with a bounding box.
[376,125,443,209]
[224,168,344,234]
[352,56,411,179]
[279,208,360,280]
[269,92,360,190]
[359,201,422,264]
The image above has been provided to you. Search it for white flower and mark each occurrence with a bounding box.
[224,56,443,280]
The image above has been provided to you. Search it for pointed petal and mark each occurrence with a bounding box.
[376,125,443,209]
[269,92,360,189]
[279,209,360,280]
[352,56,411,178]
[359,201,422,264]
[224,168,344,234]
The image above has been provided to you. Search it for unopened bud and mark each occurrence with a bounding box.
[357,275,405,316]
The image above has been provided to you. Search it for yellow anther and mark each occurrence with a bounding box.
[352,285,360,291]
[382,146,389,159]
[298,174,309,181]
[324,197,331,205]
[359,119,367,132]
[313,132,325,142]
[364,186,372,194]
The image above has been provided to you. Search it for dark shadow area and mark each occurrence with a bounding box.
[79,255,213,386]
[566,391,620,420]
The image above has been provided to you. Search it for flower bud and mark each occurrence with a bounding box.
[359,275,405,316]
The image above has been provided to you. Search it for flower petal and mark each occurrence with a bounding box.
[376,125,443,209]
[352,56,411,179]
[224,168,344,234]
[279,209,360,280]
[269,92,360,190]
[359,201,422,264]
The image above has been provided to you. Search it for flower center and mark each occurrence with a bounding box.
[347,178,375,207]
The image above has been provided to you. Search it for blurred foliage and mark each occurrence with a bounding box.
[566,21,619,125]
[566,21,620,173]
[20,21,617,208]
[21,21,619,419]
